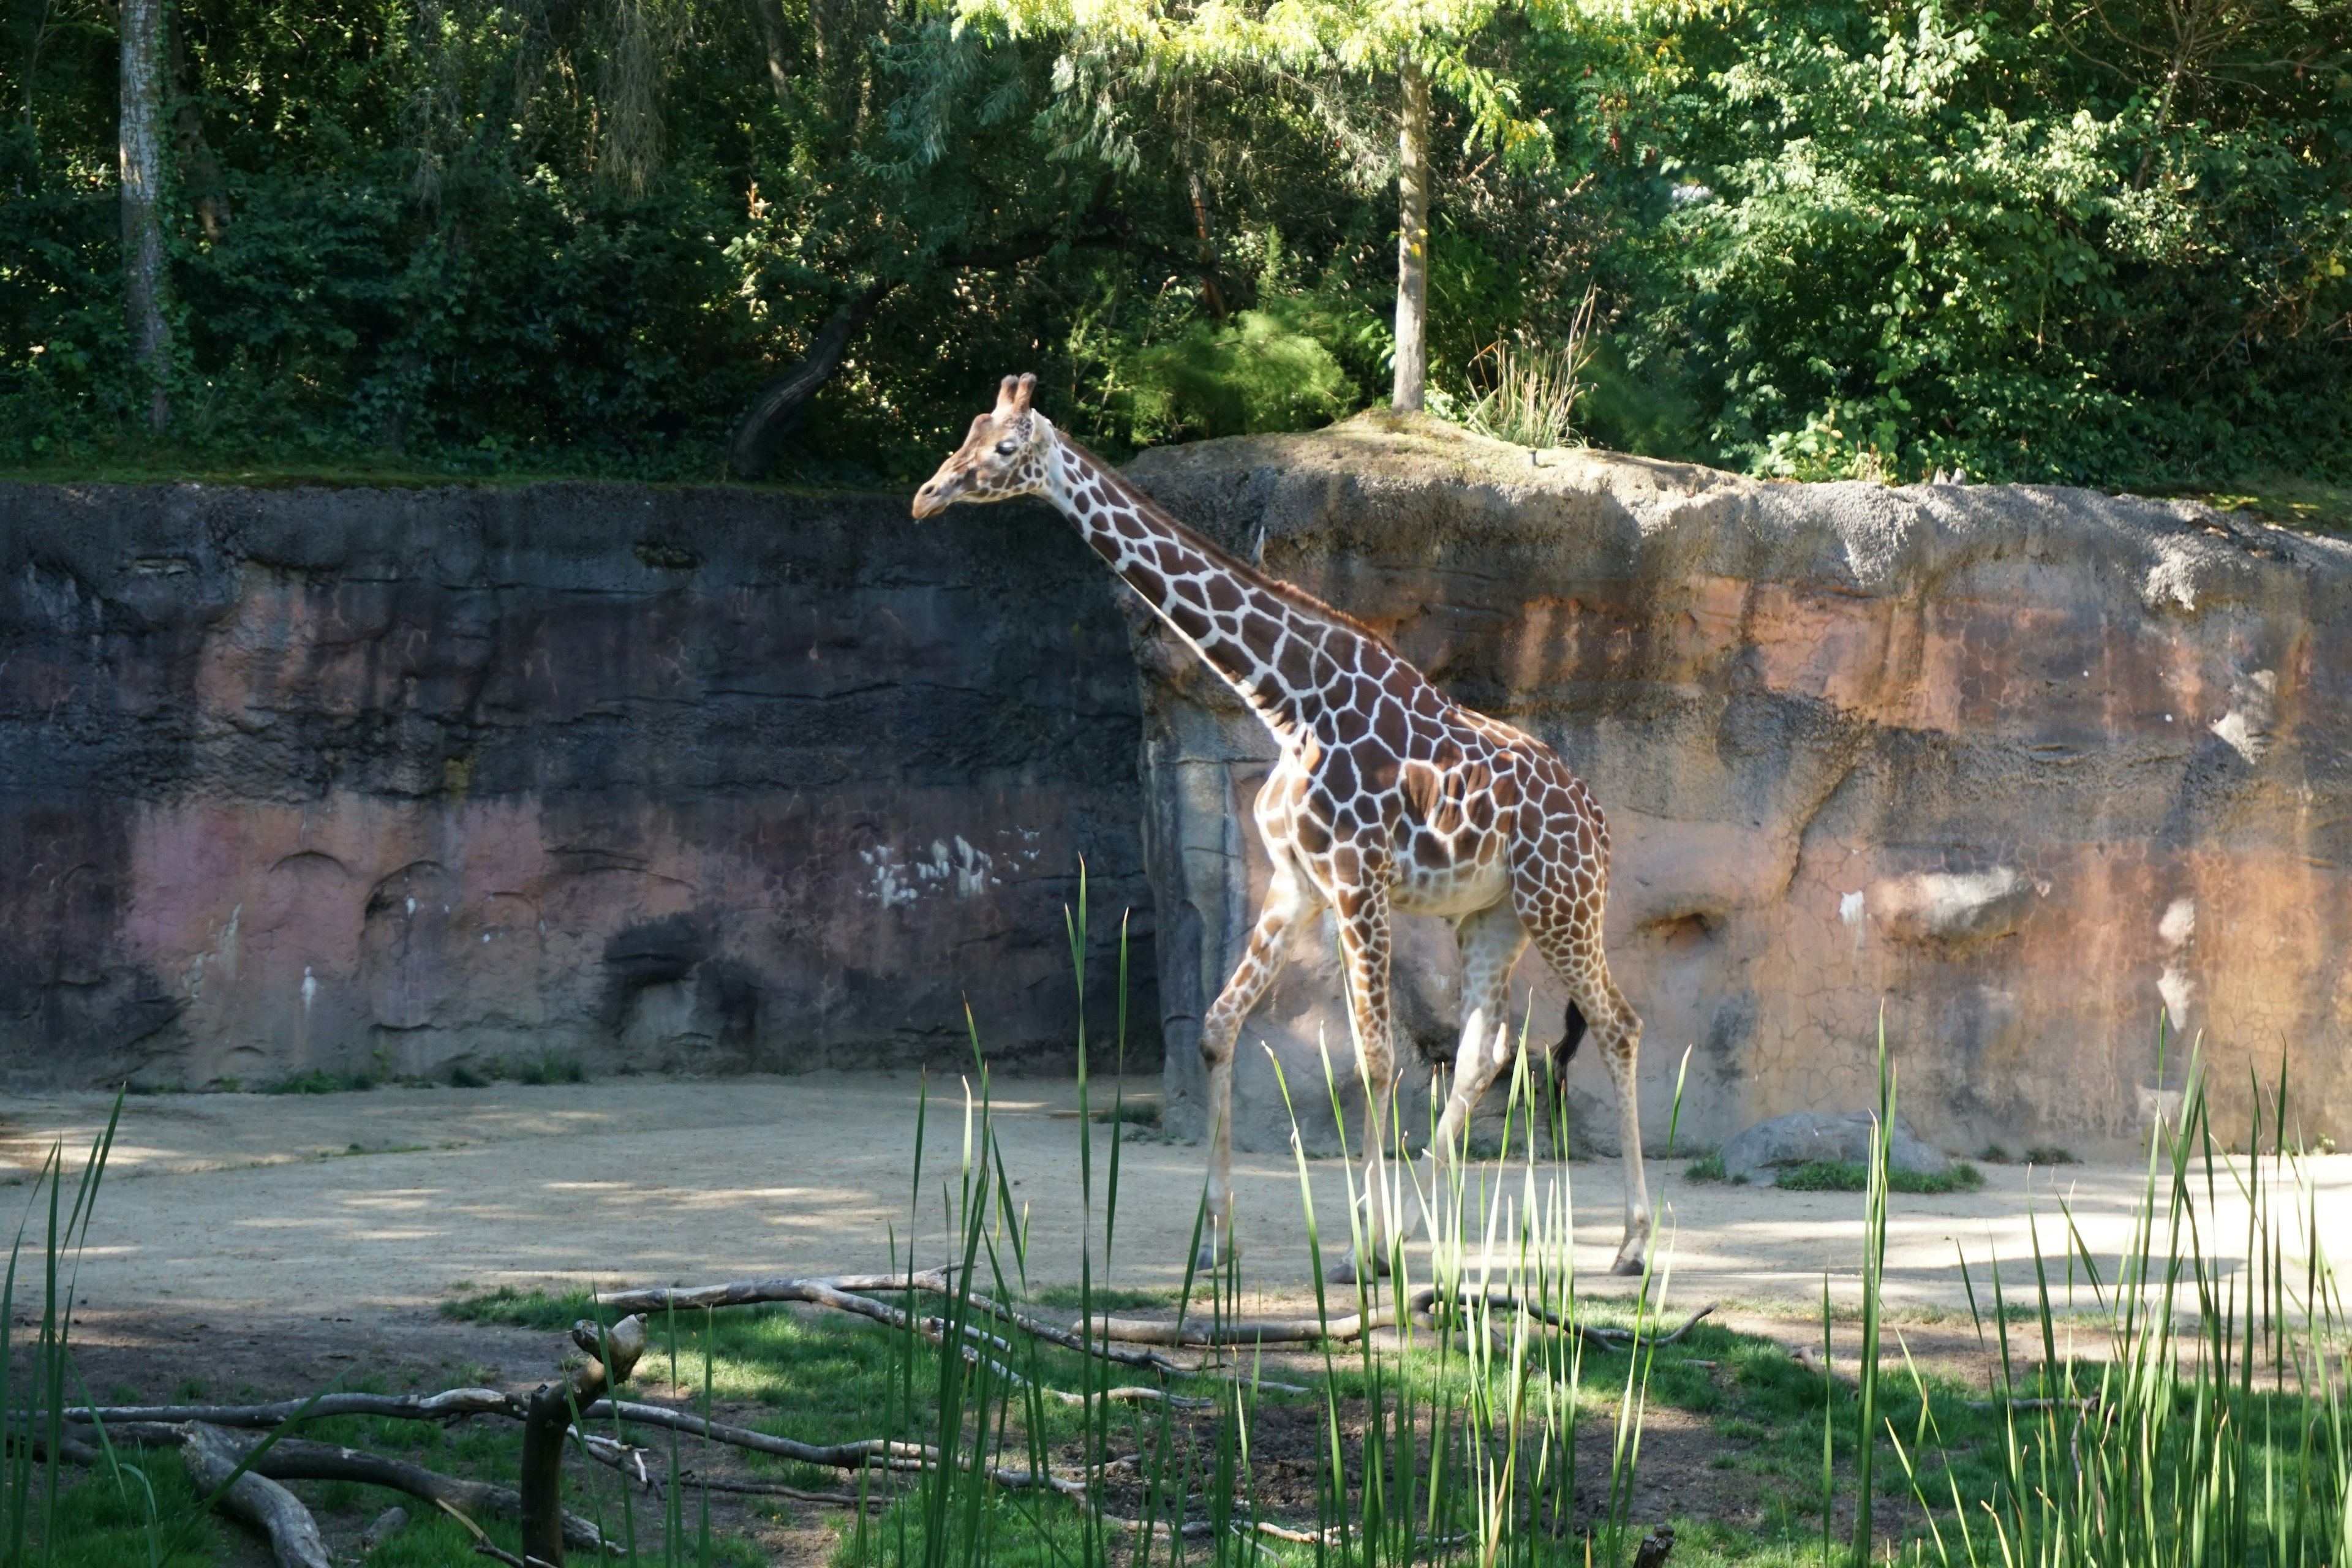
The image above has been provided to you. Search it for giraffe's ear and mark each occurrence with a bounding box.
[1012,373,1036,413]
[995,375,1020,413]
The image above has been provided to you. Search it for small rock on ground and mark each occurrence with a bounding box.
[1719,1111,1948,1186]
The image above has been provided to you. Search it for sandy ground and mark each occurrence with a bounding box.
[7,1072,2346,1329]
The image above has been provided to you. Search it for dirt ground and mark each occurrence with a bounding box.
[7,1072,2343,1560]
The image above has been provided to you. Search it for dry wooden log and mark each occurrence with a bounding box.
[600,1270,957,1313]
[182,1423,332,1568]
[1085,1291,1716,1352]
[238,1433,612,1552]
[64,1389,524,1428]
[577,1428,897,1512]
[603,1270,1192,1376]
[1083,1306,1405,1347]
[580,1398,932,1471]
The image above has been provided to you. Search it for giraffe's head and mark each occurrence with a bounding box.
[911,373,1052,518]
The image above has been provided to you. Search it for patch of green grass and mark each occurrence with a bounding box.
[1683,1147,1740,1183]
[448,1063,492,1088]
[37,1447,224,1568]
[2024,1145,2078,1165]
[1023,1282,1180,1311]
[1773,1159,1985,1194]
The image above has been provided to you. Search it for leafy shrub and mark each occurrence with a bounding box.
[1118,302,1360,443]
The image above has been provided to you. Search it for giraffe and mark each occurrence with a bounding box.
[914,375,1651,1278]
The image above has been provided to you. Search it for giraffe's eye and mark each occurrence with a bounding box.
[994,439,1018,457]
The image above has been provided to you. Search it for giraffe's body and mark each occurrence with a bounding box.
[916,377,1651,1277]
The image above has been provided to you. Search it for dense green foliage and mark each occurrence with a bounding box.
[2,0,2345,483]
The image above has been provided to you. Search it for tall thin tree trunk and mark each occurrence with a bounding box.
[1391,56,1431,412]
[751,0,793,111]
[119,0,170,429]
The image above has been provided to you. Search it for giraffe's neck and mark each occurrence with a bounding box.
[1038,422,1386,742]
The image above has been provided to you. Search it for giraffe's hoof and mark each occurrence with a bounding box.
[1610,1251,1648,1278]
[1194,1243,1235,1275]
[1327,1248,1392,1285]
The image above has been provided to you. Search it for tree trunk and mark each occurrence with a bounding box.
[1187,163,1229,320]
[1390,55,1431,412]
[752,0,793,110]
[119,0,171,429]
[170,12,228,240]
[726,277,892,479]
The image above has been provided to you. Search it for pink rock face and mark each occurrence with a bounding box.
[1125,416,2352,1156]
[0,483,1153,1087]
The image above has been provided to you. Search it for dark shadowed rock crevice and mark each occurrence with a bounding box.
[0,483,1158,1087]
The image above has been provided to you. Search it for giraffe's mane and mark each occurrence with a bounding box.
[1055,434,1398,654]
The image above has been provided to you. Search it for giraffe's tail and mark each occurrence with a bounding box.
[1555,999,1588,1068]
[1544,1000,1588,1118]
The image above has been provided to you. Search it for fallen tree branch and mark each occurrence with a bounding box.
[1085,1291,1716,1352]
[1791,1344,1856,1387]
[581,1400,933,1472]
[606,1270,1193,1377]
[62,1389,524,1428]
[235,1432,613,1553]
[183,1422,332,1568]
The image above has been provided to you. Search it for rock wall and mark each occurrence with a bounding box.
[0,483,1155,1088]
[1127,414,2352,1158]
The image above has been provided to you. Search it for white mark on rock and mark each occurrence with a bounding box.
[1838,891,1866,927]
[858,845,920,907]
[2158,897,2196,949]
[2209,669,2277,764]
[301,967,318,1011]
[2157,897,2196,1030]
[953,836,992,898]
[406,897,417,918]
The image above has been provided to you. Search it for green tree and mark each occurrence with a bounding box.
[955,0,1559,410]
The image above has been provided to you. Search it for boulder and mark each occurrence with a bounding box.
[1123,410,2352,1157]
[1717,1111,1950,1186]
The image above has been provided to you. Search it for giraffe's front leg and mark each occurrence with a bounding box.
[1194,859,1318,1272]
[1591,981,1653,1276]
[1327,874,1400,1286]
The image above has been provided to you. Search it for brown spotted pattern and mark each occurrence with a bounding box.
[915,375,1651,1278]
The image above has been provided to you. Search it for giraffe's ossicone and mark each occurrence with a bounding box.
[916,374,1651,1280]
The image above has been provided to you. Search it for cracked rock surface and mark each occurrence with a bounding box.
[0,483,1153,1087]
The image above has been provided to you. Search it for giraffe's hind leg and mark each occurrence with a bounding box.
[1429,901,1531,1164]
[1509,820,1650,1276]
